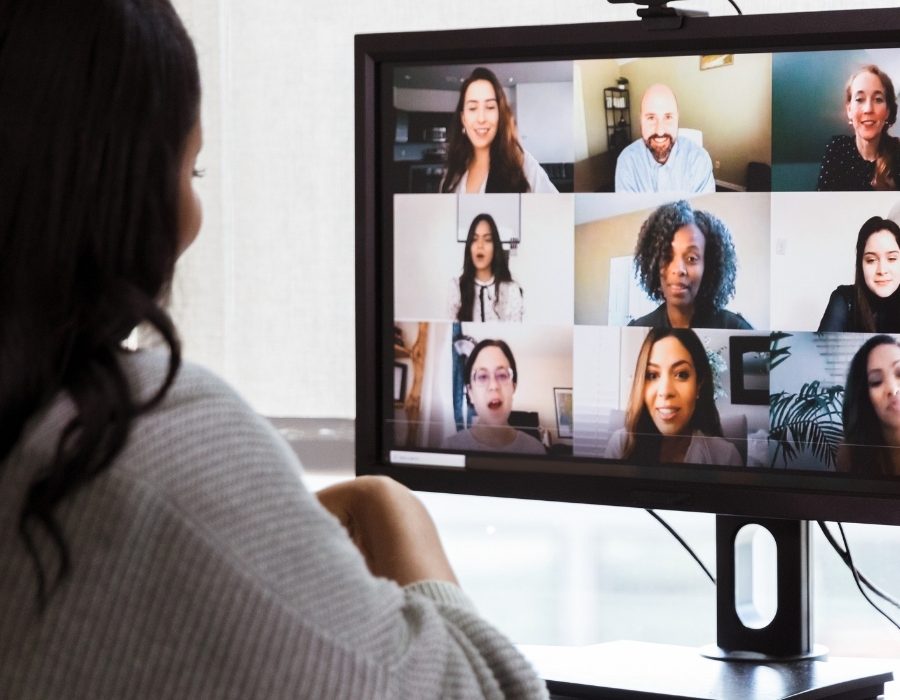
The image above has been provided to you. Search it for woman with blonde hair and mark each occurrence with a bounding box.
[817,64,900,191]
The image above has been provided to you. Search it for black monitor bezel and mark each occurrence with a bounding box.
[355,8,900,527]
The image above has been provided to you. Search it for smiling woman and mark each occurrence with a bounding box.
[817,64,900,191]
[605,328,741,466]
[628,199,752,330]
[818,216,900,332]
[441,66,557,194]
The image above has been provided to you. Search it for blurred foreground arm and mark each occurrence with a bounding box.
[316,475,458,586]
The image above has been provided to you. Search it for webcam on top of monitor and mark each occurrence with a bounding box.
[606,0,709,28]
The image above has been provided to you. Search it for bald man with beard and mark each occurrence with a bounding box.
[615,83,715,193]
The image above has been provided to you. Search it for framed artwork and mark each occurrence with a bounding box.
[700,54,734,70]
[394,362,408,405]
[554,387,573,439]
[729,335,769,405]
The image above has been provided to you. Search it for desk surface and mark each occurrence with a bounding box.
[520,641,896,700]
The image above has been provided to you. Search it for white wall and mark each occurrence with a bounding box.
[169,0,900,418]
[515,82,575,163]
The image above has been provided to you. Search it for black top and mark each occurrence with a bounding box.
[816,135,889,191]
[628,303,753,330]
[818,284,900,332]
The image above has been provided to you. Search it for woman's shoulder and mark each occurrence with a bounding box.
[832,284,854,299]
[824,134,855,152]
[118,349,302,489]
[510,430,546,454]
[628,304,667,327]
[604,428,628,458]
[691,431,742,466]
[708,308,752,330]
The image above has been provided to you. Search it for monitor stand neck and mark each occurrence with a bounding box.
[703,515,826,661]
[521,513,894,699]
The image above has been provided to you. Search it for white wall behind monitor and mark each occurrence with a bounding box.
[169,0,900,417]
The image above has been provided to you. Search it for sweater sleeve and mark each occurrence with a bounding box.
[1,353,548,700]
[120,360,549,699]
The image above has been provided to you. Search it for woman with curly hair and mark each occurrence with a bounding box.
[605,328,741,466]
[628,199,752,329]
[817,64,900,191]
[837,334,900,476]
[449,213,523,322]
[440,66,556,194]
[819,216,900,332]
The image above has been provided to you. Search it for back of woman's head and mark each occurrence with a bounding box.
[0,0,200,604]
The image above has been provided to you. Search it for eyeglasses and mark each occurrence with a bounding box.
[471,368,514,387]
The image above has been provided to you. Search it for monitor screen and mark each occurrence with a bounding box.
[355,8,900,527]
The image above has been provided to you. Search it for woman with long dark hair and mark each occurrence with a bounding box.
[605,328,741,466]
[440,66,557,194]
[838,334,900,476]
[0,2,547,697]
[817,64,900,191]
[449,213,523,322]
[819,216,900,332]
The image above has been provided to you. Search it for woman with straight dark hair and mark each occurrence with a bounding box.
[605,328,741,466]
[819,216,900,332]
[817,64,900,191]
[0,2,547,698]
[449,213,523,322]
[838,334,900,476]
[440,66,556,194]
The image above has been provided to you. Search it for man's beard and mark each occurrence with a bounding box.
[644,134,674,164]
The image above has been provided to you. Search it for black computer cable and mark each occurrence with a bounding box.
[646,509,716,585]
[818,521,900,632]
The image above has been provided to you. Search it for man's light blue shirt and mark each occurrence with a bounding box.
[614,136,715,193]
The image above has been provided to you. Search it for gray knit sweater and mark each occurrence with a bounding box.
[0,350,548,699]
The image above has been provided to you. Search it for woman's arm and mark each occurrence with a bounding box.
[502,282,524,322]
[448,276,462,320]
[316,475,457,586]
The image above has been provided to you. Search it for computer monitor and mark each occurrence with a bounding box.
[355,7,900,694]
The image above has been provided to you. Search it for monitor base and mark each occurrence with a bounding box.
[519,640,894,699]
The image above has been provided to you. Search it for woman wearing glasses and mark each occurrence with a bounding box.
[442,339,546,453]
